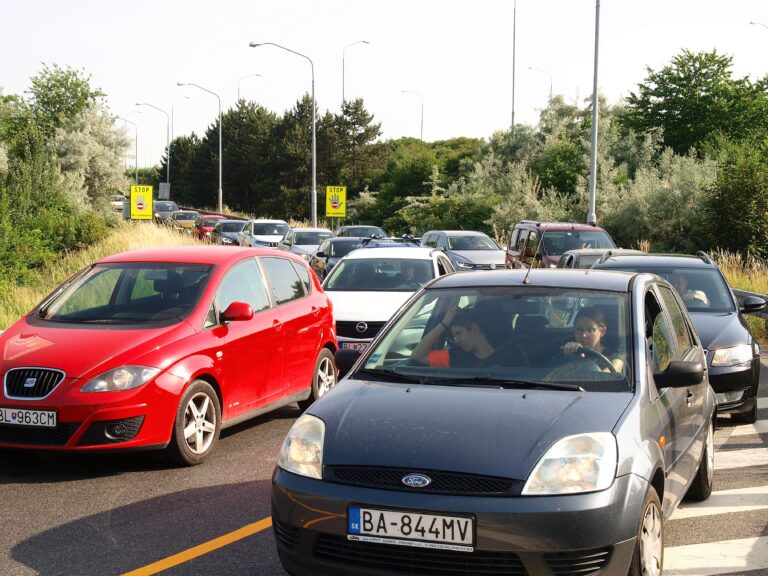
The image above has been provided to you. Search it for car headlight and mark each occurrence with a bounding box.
[455,260,473,269]
[277,413,325,479]
[222,237,233,244]
[522,432,617,495]
[711,344,753,367]
[81,366,160,393]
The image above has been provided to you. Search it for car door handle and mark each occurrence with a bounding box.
[273,319,283,331]
[311,306,320,317]
[686,390,694,406]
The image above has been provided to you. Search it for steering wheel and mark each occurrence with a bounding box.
[549,346,618,374]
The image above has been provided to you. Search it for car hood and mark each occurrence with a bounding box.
[327,291,414,322]
[452,250,506,265]
[689,311,749,351]
[252,235,284,243]
[0,319,196,379]
[293,244,320,256]
[315,380,631,479]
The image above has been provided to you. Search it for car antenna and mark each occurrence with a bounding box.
[523,235,544,284]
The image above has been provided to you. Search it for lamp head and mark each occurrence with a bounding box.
[176,82,186,86]
[249,42,264,48]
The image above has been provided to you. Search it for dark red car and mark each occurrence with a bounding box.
[0,247,337,464]
[195,214,226,241]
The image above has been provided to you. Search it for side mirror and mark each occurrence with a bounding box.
[335,349,361,378]
[741,295,766,314]
[220,301,254,323]
[315,251,326,258]
[654,360,705,388]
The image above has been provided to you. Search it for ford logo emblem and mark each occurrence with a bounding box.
[402,473,432,488]
[355,322,368,334]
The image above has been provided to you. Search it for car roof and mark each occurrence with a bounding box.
[291,227,334,233]
[592,253,717,269]
[97,246,301,266]
[343,247,439,260]
[250,218,288,224]
[201,214,225,219]
[429,269,637,292]
[562,248,644,257]
[425,230,487,236]
[516,220,608,231]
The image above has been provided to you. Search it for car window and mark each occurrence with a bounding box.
[262,257,306,304]
[436,236,448,249]
[222,221,245,232]
[525,231,540,256]
[253,223,289,236]
[210,259,271,328]
[657,285,695,353]
[421,234,435,248]
[542,230,615,254]
[508,229,520,251]
[330,240,363,257]
[292,260,312,294]
[516,231,528,253]
[448,235,497,250]
[324,258,433,292]
[295,231,333,245]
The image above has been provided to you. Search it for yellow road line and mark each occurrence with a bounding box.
[122,516,273,576]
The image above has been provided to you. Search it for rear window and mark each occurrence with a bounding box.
[542,230,615,254]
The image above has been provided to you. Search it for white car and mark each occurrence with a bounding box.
[109,194,127,212]
[237,219,290,247]
[277,227,335,260]
[322,247,455,352]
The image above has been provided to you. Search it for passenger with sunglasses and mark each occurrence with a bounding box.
[562,307,625,373]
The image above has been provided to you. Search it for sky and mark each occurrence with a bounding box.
[3,0,768,168]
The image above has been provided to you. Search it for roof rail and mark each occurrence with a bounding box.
[518,220,541,227]
[696,251,712,264]
[596,249,614,266]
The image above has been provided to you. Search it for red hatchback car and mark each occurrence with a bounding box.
[0,247,337,465]
[195,214,226,241]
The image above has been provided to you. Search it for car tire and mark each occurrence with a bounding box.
[167,380,221,466]
[730,401,757,425]
[628,488,664,576]
[685,420,714,501]
[298,348,337,411]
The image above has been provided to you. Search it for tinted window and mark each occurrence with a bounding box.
[253,223,289,235]
[293,261,312,294]
[330,240,363,257]
[516,231,528,252]
[542,230,614,254]
[448,235,497,250]
[262,257,306,304]
[215,259,271,318]
[325,258,434,292]
[295,231,334,245]
[221,221,245,232]
[658,286,694,352]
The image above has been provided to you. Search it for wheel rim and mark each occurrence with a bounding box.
[640,501,663,576]
[316,355,336,398]
[183,391,216,455]
[705,422,714,486]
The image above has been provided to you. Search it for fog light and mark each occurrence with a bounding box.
[716,389,747,405]
[105,423,129,439]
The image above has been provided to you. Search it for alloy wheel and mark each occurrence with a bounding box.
[183,391,217,455]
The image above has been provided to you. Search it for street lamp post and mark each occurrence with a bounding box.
[250,41,317,227]
[528,66,553,100]
[587,0,601,226]
[401,90,424,141]
[177,82,223,213]
[135,102,170,184]
[116,115,138,184]
[238,73,262,101]
[511,0,517,128]
[342,40,369,105]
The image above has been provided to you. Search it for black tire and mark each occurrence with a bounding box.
[730,401,757,425]
[685,420,714,501]
[628,488,664,576]
[167,380,221,466]
[298,348,337,411]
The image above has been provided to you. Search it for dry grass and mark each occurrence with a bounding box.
[712,249,768,342]
[0,222,199,330]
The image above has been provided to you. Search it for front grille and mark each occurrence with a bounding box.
[545,547,612,575]
[325,466,521,496]
[5,368,65,399]
[313,534,528,575]
[336,321,387,339]
[0,422,80,446]
[78,416,145,446]
[273,519,301,550]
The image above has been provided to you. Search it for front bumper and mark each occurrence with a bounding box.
[272,468,648,576]
[709,359,759,414]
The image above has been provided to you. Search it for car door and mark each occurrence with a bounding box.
[261,256,321,398]
[211,257,283,417]
[506,229,526,268]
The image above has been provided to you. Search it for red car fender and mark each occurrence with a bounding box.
[162,353,223,397]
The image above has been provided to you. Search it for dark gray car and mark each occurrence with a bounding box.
[271,269,716,576]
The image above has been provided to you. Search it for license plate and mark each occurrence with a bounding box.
[348,506,474,552]
[0,407,57,428]
[341,342,369,352]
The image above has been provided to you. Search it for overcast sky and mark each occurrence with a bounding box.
[3,0,767,167]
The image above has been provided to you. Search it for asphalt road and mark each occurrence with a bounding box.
[1,361,767,576]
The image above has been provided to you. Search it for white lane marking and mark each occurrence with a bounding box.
[760,398,767,409]
[671,485,768,520]
[729,420,768,436]
[715,447,768,469]
[665,536,768,575]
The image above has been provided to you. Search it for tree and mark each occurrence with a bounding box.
[620,50,768,155]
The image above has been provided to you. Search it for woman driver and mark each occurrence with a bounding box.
[562,307,624,373]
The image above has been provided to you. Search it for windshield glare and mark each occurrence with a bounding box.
[361,286,632,390]
[38,263,213,325]
[448,235,498,251]
[324,258,434,291]
[543,231,614,254]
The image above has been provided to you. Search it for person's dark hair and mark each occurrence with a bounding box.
[574,307,606,328]
[451,307,488,333]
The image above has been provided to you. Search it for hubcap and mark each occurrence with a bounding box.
[183,392,216,454]
[316,356,337,398]
[640,501,663,576]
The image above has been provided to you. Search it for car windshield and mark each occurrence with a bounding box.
[448,235,498,250]
[329,240,364,257]
[253,223,289,235]
[220,221,245,232]
[173,212,197,221]
[542,230,615,254]
[345,226,386,237]
[360,286,632,390]
[295,231,334,245]
[202,218,221,227]
[608,265,735,313]
[324,258,434,291]
[154,202,178,211]
[37,263,214,325]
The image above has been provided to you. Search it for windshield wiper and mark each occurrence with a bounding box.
[424,376,585,392]
[354,368,426,384]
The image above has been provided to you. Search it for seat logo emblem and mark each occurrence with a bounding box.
[23,378,37,388]
[490,264,496,270]
[402,473,432,488]
[355,322,368,333]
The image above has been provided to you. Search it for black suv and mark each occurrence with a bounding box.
[506,220,615,269]
[593,252,766,423]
